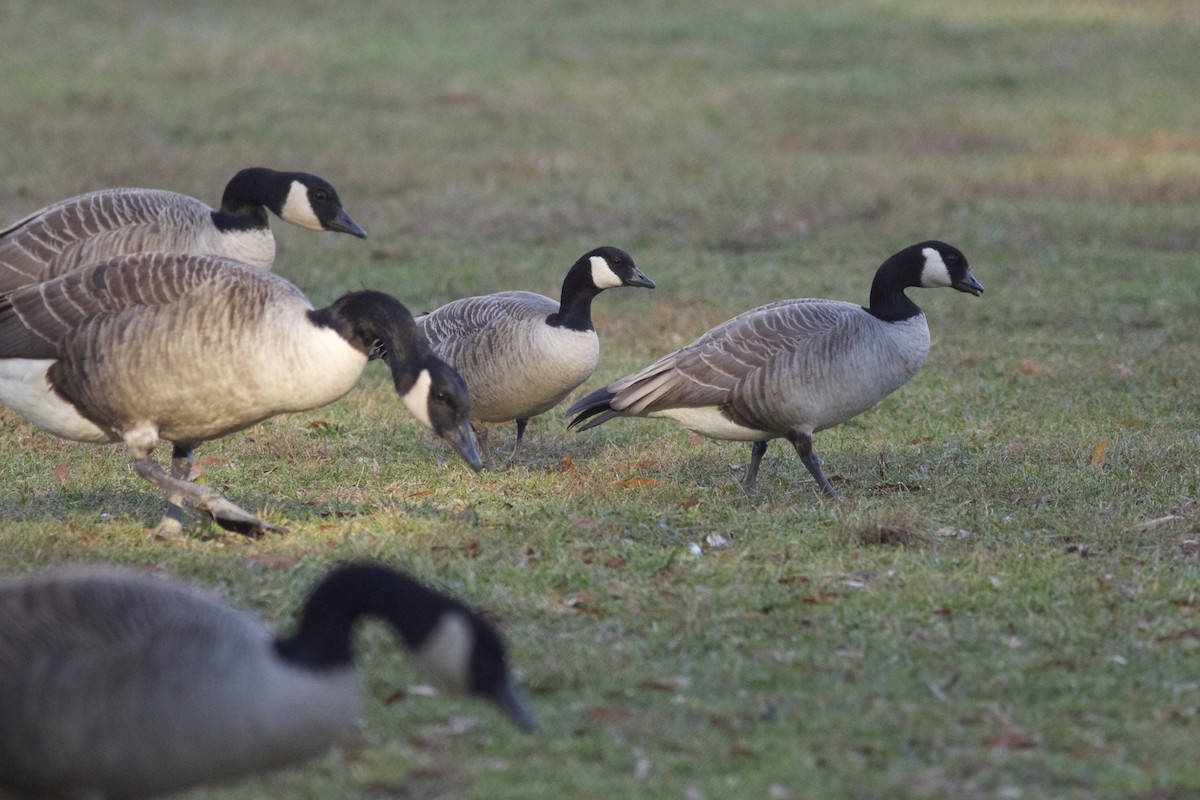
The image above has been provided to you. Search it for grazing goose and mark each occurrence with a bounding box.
[0,253,481,536]
[567,241,983,496]
[417,246,654,468]
[0,167,367,292]
[0,561,537,800]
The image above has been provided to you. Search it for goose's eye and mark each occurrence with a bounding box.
[945,252,959,265]
[609,255,623,267]
[312,190,329,202]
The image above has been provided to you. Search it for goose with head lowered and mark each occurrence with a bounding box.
[0,561,537,800]
[0,166,367,293]
[567,241,983,496]
[417,245,654,469]
[0,252,481,536]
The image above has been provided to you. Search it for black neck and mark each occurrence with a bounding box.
[309,291,429,393]
[211,167,281,233]
[865,253,923,323]
[546,264,600,332]
[274,564,458,670]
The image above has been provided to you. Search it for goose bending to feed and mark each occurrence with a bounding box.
[0,167,367,293]
[417,245,654,468]
[0,561,537,800]
[0,253,481,536]
[567,241,983,496]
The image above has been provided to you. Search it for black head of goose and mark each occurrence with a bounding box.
[567,241,983,496]
[417,245,654,469]
[0,252,481,536]
[0,167,367,293]
[0,561,536,800]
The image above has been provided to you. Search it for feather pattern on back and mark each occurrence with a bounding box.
[0,188,275,292]
[0,253,367,444]
[419,291,600,422]
[603,298,930,437]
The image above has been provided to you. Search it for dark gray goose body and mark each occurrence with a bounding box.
[418,246,654,468]
[0,167,366,293]
[0,562,535,800]
[568,241,983,495]
[0,253,480,535]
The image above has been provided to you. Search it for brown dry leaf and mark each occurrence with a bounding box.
[519,547,539,567]
[383,689,409,706]
[197,456,228,466]
[1091,439,1109,467]
[53,460,70,485]
[639,675,692,692]
[585,705,633,723]
[560,452,578,475]
[618,476,657,489]
[407,489,435,498]
[678,495,701,510]
[603,555,628,569]
[1015,361,1052,376]
[307,419,328,430]
[983,704,1038,750]
[1155,628,1199,643]
[245,554,300,570]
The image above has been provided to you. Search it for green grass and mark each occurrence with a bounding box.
[1,1,1199,798]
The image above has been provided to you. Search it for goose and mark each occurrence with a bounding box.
[417,245,655,468]
[0,252,482,536]
[0,167,367,293]
[0,561,537,800]
[566,241,983,496]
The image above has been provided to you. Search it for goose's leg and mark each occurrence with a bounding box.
[474,424,494,471]
[500,418,529,469]
[785,432,839,499]
[133,456,285,536]
[742,440,769,494]
[151,443,194,537]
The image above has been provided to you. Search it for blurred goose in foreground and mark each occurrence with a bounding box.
[418,246,654,468]
[0,253,481,536]
[567,241,983,496]
[0,167,367,293]
[0,561,536,800]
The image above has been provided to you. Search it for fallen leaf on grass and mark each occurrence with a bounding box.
[1090,439,1109,467]
[639,675,692,692]
[1015,361,1051,376]
[585,705,632,723]
[245,554,300,570]
[560,452,578,475]
[1129,515,1184,533]
[407,489,435,498]
[53,460,70,485]
[197,456,227,466]
[983,704,1038,750]
[1155,628,1199,643]
[307,419,329,430]
[870,481,921,494]
[618,476,657,489]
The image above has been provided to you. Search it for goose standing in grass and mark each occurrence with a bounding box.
[567,241,983,496]
[0,561,537,800]
[0,167,367,292]
[0,253,481,536]
[417,246,655,468]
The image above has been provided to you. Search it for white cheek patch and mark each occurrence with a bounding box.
[919,247,953,288]
[279,181,324,231]
[401,368,434,430]
[589,255,623,289]
[414,611,474,693]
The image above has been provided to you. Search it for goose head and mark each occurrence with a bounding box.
[399,356,483,471]
[278,563,538,731]
[579,245,655,291]
[315,291,482,471]
[866,241,983,321]
[222,167,367,238]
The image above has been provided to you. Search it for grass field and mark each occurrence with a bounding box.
[1,1,1199,798]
